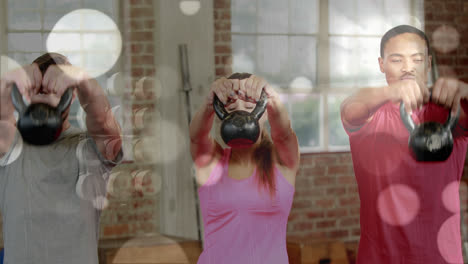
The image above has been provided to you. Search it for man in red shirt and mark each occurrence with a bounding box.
[341,25,468,263]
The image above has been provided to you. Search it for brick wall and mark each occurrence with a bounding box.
[98,0,160,239]
[214,0,232,78]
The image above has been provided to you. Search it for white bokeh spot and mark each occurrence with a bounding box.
[377,184,420,226]
[46,9,122,78]
[179,0,201,16]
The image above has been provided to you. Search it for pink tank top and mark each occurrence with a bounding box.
[197,148,295,264]
[345,102,468,264]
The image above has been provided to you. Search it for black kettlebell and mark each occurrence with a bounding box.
[400,102,459,162]
[11,83,73,145]
[213,90,268,148]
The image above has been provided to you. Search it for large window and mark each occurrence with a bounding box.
[3,0,121,129]
[232,0,424,152]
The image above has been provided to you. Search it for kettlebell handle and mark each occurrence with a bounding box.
[11,83,73,114]
[400,101,460,133]
[213,90,268,120]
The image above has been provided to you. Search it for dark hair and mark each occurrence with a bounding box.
[227,72,276,197]
[33,52,70,76]
[380,25,430,58]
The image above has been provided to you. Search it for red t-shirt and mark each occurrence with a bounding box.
[344,102,468,264]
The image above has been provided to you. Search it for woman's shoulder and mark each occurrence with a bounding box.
[195,145,228,186]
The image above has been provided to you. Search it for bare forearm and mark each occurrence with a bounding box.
[0,80,15,122]
[341,86,391,128]
[77,78,122,160]
[267,96,299,169]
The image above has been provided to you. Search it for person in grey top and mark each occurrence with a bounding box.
[0,53,123,264]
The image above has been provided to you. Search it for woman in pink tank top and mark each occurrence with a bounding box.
[190,73,300,264]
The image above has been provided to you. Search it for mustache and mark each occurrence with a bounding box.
[400,73,416,79]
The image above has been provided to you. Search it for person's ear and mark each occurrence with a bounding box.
[378,57,385,73]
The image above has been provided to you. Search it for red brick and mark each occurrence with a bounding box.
[328,165,351,175]
[131,8,153,18]
[215,45,231,54]
[294,188,325,197]
[315,198,335,209]
[328,230,349,239]
[293,222,314,231]
[340,217,359,227]
[299,155,314,165]
[304,231,327,240]
[221,55,232,64]
[214,21,231,31]
[288,212,300,222]
[313,176,336,186]
[131,43,144,53]
[132,68,144,78]
[214,0,230,9]
[292,200,312,209]
[313,156,337,164]
[316,220,336,229]
[306,211,325,219]
[446,2,462,13]
[347,185,358,194]
[103,224,129,237]
[352,228,361,236]
[338,154,353,164]
[301,166,326,177]
[326,208,348,218]
[349,207,360,216]
[337,175,356,184]
[326,187,346,195]
[130,32,153,41]
[339,196,360,206]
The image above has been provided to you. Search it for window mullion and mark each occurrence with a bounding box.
[317,0,330,150]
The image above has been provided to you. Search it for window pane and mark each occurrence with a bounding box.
[329,0,355,35]
[231,0,256,33]
[384,0,413,28]
[290,0,319,34]
[83,33,120,51]
[83,0,116,14]
[82,11,118,31]
[328,94,349,147]
[232,35,256,73]
[355,37,386,87]
[8,33,44,52]
[46,11,82,31]
[329,36,356,87]
[289,36,317,88]
[47,33,81,51]
[44,0,81,10]
[8,0,40,9]
[8,52,42,66]
[257,36,289,86]
[257,0,288,34]
[8,10,41,30]
[287,93,321,148]
[356,0,385,35]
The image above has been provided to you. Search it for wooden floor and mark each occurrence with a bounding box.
[99,235,351,264]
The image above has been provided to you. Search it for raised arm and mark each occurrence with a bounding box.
[41,65,122,161]
[0,64,42,156]
[239,75,300,172]
[189,78,231,167]
[341,80,429,132]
